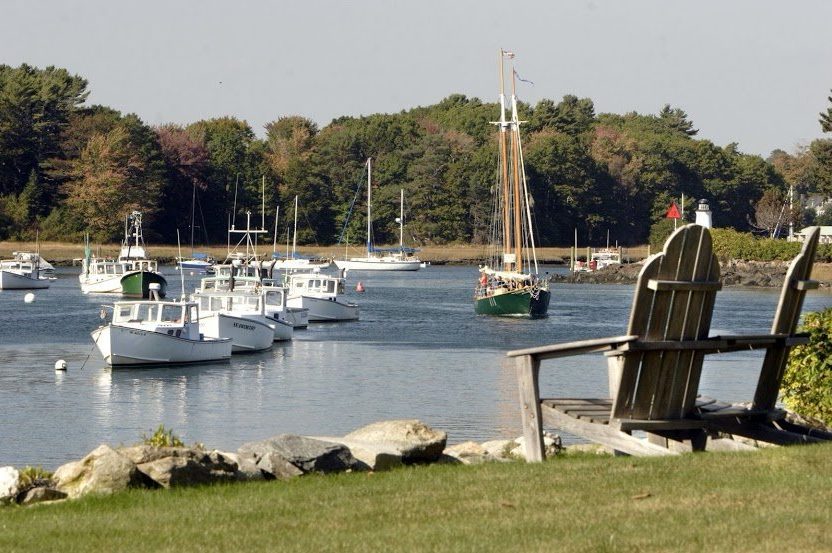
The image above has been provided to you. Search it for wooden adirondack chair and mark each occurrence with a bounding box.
[698,226,832,444]
[509,224,829,461]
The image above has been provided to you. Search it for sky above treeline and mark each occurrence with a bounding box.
[2,0,831,157]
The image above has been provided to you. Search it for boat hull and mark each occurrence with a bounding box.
[198,313,275,352]
[120,271,168,298]
[287,295,359,322]
[91,324,232,366]
[334,258,420,271]
[475,287,551,318]
[0,270,51,290]
[178,259,214,274]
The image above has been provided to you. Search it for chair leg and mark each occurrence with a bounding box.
[516,355,545,462]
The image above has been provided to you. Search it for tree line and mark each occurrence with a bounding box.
[2,63,831,247]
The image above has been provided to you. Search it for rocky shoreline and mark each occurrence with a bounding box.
[552,260,830,287]
[4,412,831,507]
[0,420,565,507]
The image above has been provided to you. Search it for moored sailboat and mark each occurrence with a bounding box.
[474,50,550,318]
[334,159,421,272]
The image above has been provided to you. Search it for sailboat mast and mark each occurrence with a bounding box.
[190,182,196,255]
[367,158,372,256]
[399,188,404,250]
[292,196,298,259]
[272,205,279,254]
[498,50,512,270]
[510,70,523,273]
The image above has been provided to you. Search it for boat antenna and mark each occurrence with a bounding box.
[176,229,186,300]
[231,173,239,230]
[272,204,279,254]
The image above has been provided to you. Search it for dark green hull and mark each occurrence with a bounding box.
[120,271,167,298]
[475,287,551,318]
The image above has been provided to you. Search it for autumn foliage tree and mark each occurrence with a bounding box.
[63,123,163,240]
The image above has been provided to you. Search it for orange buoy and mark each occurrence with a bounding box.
[356,281,365,293]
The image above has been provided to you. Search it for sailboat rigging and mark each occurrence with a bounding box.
[474,50,550,318]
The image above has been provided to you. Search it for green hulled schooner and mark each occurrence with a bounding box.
[474,50,550,318]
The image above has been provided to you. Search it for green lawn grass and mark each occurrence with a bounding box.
[3,444,832,552]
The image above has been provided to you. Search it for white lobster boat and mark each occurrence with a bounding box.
[92,299,232,366]
[0,252,51,290]
[193,289,292,349]
[195,275,309,329]
[285,272,359,322]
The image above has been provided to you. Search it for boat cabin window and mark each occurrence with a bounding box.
[325,280,335,293]
[198,297,210,311]
[265,290,284,306]
[160,304,183,323]
[186,305,196,323]
[114,305,135,323]
[135,303,159,322]
[210,297,225,311]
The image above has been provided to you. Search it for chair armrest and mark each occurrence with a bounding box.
[507,335,638,361]
[709,333,809,352]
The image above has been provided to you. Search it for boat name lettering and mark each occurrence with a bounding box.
[232,322,256,331]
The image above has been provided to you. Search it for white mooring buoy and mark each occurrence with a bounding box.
[55,359,67,371]
[24,292,35,303]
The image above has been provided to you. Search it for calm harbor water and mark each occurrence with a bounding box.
[1,264,830,469]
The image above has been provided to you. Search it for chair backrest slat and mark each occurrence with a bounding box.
[752,227,821,411]
[613,225,720,420]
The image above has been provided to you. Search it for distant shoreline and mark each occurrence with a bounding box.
[0,241,649,266]
[2,240,830,283]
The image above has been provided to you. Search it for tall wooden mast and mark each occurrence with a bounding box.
[498,50,512,271]
[510,69,523,274]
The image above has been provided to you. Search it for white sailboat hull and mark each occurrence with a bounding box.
[333,257,421,271]
[0,270,51,290]
[287,295,359,322]
[91,324,232,366]
[198,313,275,352]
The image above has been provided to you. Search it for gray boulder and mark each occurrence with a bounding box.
[480,439,517,460]
[215,451,265,481]
[238,434,356,476]
[343,420,447,464]
[54,444,158,499]
[137,456,233,488]
[308,436,404,471]
[121,445,240,487]
[0,466,19,505]
[443,441,496,465]
[254,452,305,480]
[18,487,67,505]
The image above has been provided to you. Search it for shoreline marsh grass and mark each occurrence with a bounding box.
[2,444,831,552]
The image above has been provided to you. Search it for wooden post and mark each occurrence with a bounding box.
[516,355,545,462]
